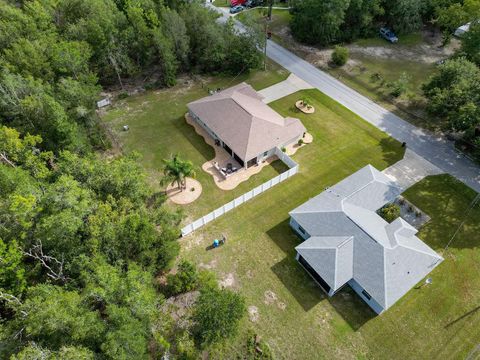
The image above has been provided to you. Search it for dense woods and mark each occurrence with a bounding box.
[291,0,480,45]
[0,0,257,358]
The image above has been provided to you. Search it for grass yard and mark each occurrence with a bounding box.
[328,52,437,130]
[101,61,289,221]
[179,89,409,359]
[212,0,230,7]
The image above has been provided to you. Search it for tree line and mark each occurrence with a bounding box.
[290,0,480,45]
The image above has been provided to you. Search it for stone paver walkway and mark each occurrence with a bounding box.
[383,149,444,191]
[258,73,313,104]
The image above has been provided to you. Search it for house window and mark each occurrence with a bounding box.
[361,289,372,300]
[298,226,306,235]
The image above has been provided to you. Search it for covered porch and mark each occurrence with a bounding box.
[185,113,276,190]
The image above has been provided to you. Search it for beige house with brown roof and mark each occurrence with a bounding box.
[187,83,306,168]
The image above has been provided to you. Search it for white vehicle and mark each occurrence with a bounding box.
[454,22,471,37]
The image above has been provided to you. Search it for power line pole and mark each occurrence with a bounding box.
[264,20,268,71]
[267,0,273,19]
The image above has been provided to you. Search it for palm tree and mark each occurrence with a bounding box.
[161,154,196,191]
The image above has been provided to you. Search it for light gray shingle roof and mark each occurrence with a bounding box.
[291,165,443,310]
[188,83,306,161]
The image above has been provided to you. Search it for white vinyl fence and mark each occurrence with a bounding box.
[181,148,298,236]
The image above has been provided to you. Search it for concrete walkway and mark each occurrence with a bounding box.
[383,149,444,191]
[258,74,313,103]
[207,2,480,193]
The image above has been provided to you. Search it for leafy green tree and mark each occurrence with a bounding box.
[166,260,199,296]
[340,0,384,41]
[11,344,95,360]
[423,58,480,131]
[389,72,410,97]
[224,25,263,74]
[162,8,190,69]
[291,0,349,45]
[15,284,105,349]
[0,239,26,296]
[193,287,246,346]
[161,154,196,191]
[182,3,228,72]
[331,46,349,66]
[0,126,51,179]
[49,40,93,79]
[460,21,480,66]
[101,305,150,360]
[3,38,54,81]
[34,175,93,260]
[384,0,422,34]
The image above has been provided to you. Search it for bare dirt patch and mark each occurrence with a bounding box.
[198,258,218,270]
[163,291,200,328]
[264,290,278,305]
[248,305,260,322]
[219,273,236,288]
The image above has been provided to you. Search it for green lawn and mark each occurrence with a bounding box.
[101,61,289,221]
[328,53,437,130]
[179,89,408,359]
[212,0,230,7]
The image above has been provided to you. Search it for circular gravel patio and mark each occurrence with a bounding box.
[166,177,202,205]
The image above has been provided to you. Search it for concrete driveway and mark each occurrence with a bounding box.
[258,74,313,103]
[383,149,444,191]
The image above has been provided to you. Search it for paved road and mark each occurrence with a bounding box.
[208,3,480,193]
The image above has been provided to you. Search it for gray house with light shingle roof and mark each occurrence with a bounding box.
[188,82,306,168]
[290,165,443,314]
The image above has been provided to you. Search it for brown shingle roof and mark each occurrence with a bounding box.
[187,83,306,161]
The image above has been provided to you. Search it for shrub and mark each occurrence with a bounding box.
[193,287,246,346]
[281,146,286,153]
[389,72,410,97]
[301,97,310,107]
[245,330,273,359]
[298,138,304,146]
[166,260,198,296]
[117,92,129,100]
[331,46,349,66]
[379,203,401,223]
[370,72,383,83]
